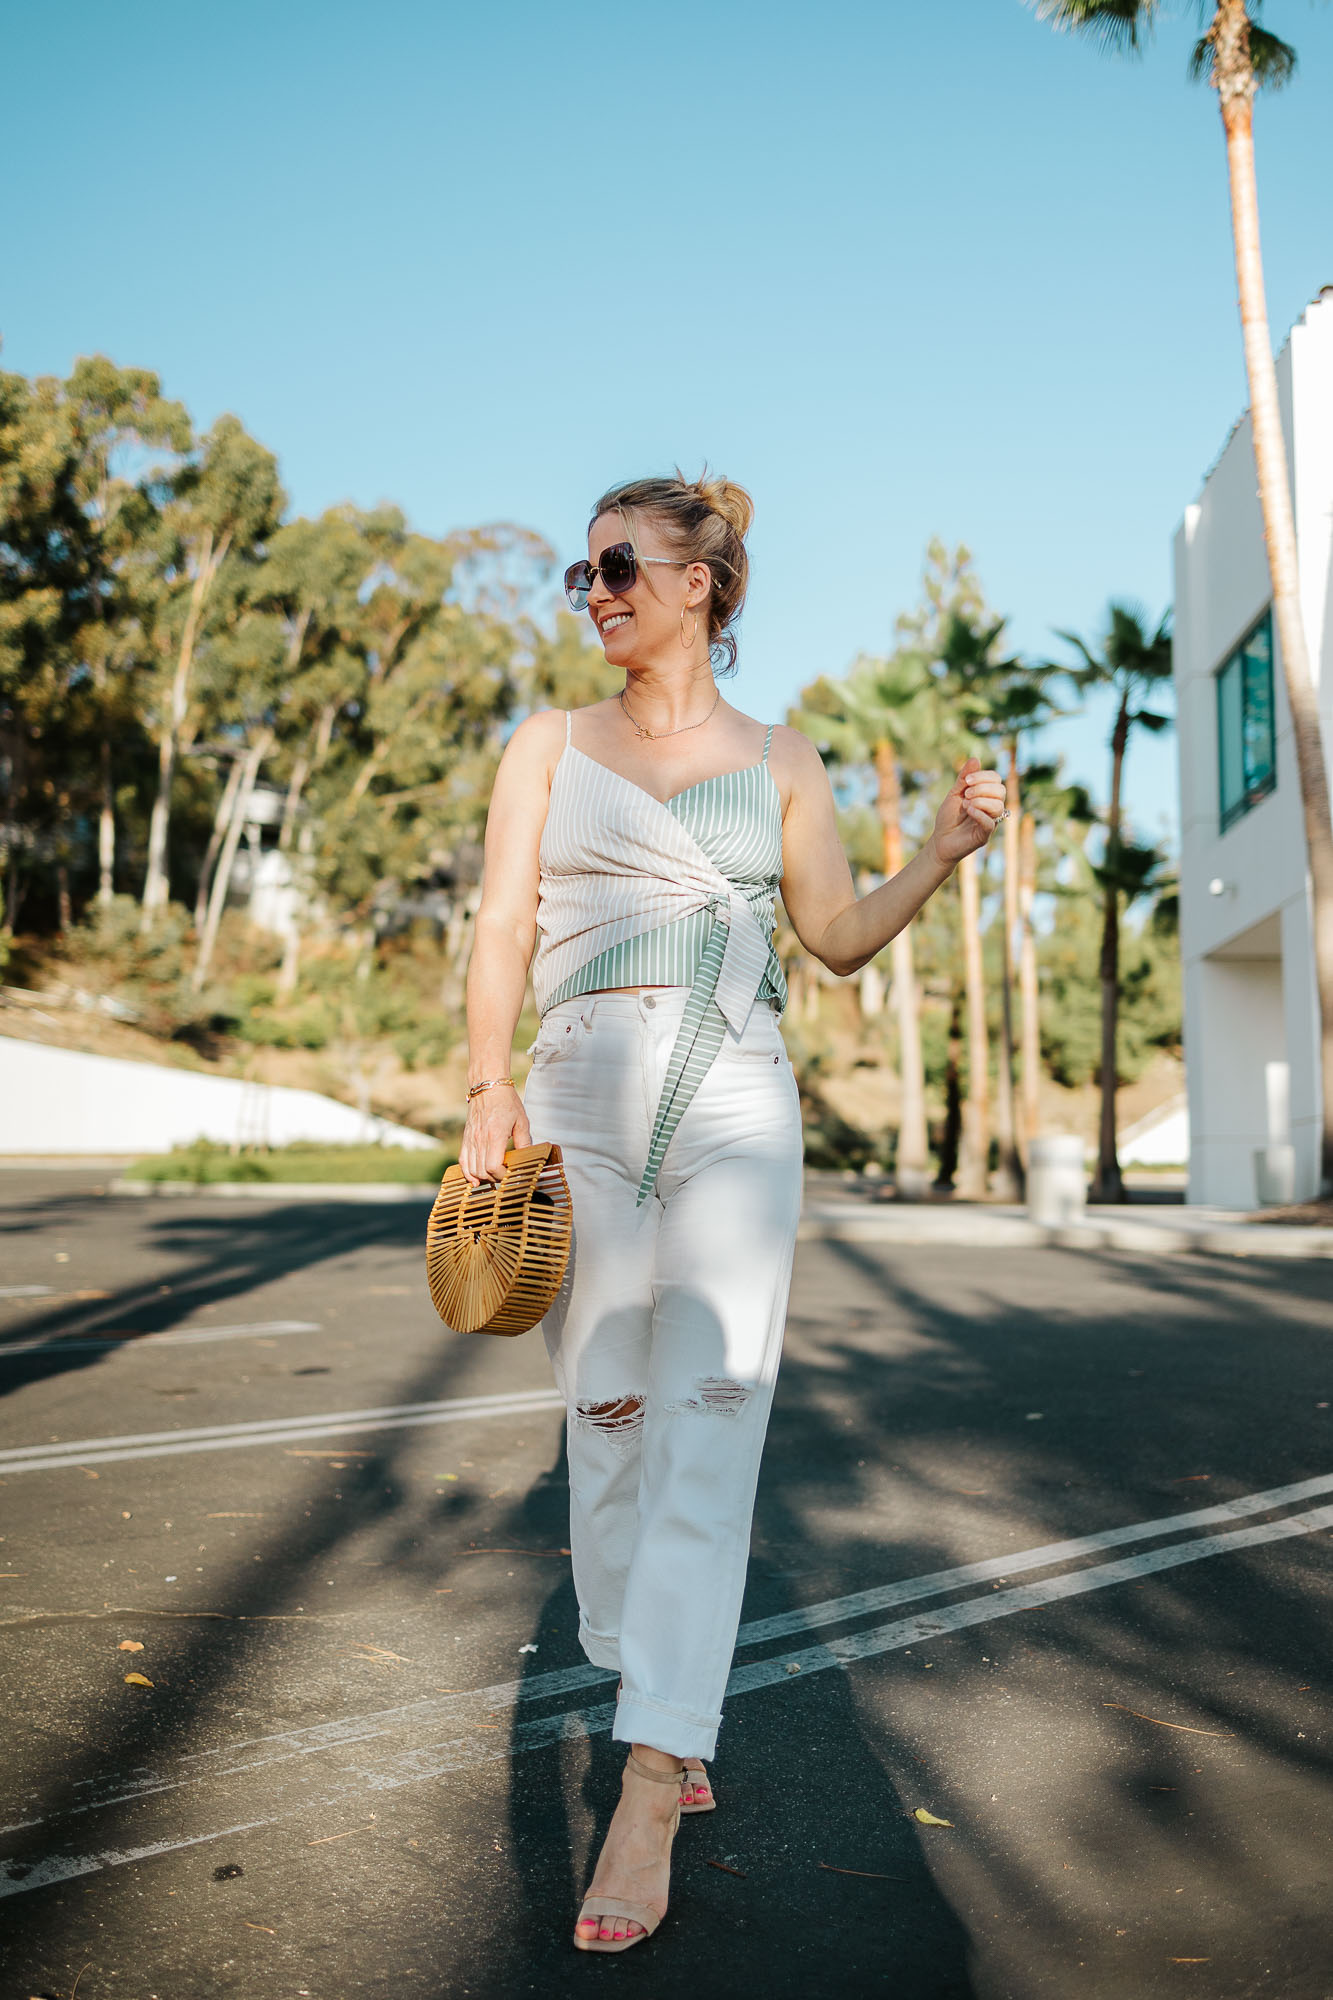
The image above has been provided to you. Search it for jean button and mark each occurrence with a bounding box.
[644,994,656,1010]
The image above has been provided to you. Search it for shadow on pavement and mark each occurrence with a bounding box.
[0,1186,432,1397]
[1,1189,1330,1995]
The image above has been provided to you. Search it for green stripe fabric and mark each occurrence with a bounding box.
[540,726,786,1204]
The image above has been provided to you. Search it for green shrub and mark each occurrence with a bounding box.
[126,1140,455,1184]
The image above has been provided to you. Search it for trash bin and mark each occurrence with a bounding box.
[1253,1143,1296,1207]
[1026,1134,1087,1226]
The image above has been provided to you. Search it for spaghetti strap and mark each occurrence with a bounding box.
[762,723,775,765]
[565,709,573,745]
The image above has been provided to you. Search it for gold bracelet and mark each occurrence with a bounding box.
[466,1076,515,1100]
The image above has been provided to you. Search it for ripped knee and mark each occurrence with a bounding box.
[573,1394,646,1457]
[666,1376,751,1419]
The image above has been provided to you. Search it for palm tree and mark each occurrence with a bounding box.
[938,612,1063,1190]
[790,652,942,1194]
[1034,0,1333,1194]
[1015,765,1099,1145]
[1051,603,1172,1201]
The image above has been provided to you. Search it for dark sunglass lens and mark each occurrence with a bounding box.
[563,561,592,610]
[600,544,637,594]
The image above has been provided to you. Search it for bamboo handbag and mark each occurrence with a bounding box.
[425,1141,573,1336]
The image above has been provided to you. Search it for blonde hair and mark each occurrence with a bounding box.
[589,468,754,673]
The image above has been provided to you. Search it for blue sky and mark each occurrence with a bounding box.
[5,0,1332,849]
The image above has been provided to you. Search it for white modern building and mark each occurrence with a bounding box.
[1173,288,1333,1207]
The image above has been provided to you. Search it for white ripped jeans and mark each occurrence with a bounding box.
[521,987,804,1761]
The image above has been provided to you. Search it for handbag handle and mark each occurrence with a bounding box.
[449,1141,563,1240]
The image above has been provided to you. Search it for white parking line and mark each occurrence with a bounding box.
[2,1476,1328,1896]
[0,1285,53,1299]
[0,1386,567,1475]
[733,1467,1333,1647]
[726,1499,1333,1692]
[0,1319,322,1359]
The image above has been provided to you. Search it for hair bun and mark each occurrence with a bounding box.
[690,469,753,542]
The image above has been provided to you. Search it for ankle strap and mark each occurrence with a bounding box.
[626,1751,686,1784]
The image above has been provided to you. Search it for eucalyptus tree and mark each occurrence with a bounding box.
[0,365,86,927]
[255,509,377,843]
[789,649,943,1195]
[1034,0,1333,1191]
[528,610,622,712]
[61,358,189,906]
[139,414,283,928]
[320,605,519,915]
[190,609,287,991]
[1050,602,1173,1201]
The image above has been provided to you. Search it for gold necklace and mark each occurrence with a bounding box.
[619,685,721,741]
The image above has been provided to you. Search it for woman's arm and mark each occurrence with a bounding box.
[775,727,1006,977]
[458,709,564,1186]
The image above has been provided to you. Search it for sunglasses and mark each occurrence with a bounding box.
[563,541,687,612]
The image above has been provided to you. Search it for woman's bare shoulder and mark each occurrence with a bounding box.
[501,706,572,777]
[763,721,831,807]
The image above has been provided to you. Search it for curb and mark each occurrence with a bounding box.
[102,1180,1333,1256]
[110,1178,438,1204]
[798,1206,1333,1260]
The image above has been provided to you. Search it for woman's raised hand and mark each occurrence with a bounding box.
[929,756,1008,869]
[459,1084,532,1188]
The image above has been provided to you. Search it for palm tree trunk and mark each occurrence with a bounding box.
[191,729,272,993]
[1018,810,1042,1146]
[991,744,1024,1195]
[874,742,930,1194]
[937,990,964,1190]
[1214,4,1333,1194]
[956,852,989,1197]
[1094,881,1122,1202]
[1093,701,1130,1202]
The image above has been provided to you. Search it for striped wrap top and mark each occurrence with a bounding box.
[532,710,787,1204]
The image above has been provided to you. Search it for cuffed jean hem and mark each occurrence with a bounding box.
[578,1619,622,1672]
[612,1690,722,1763]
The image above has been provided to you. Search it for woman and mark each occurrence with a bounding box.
[460,473,1006,1954]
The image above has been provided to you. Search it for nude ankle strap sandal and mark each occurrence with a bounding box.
[613,1683,716,1814]
[573,1753,686,1955]
[679,1764,716,1813]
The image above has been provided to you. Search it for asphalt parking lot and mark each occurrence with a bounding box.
[1,1168,1330,2000]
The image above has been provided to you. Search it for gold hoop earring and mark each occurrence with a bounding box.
[680,607,699,649]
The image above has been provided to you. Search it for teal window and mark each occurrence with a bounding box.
[1216,609,1276,831]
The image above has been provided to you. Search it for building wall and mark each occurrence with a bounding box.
[1173,293,1333,1206]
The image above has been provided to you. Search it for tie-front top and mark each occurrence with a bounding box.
[531,710,787,1204]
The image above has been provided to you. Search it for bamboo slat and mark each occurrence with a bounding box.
[425,1142,573,1336]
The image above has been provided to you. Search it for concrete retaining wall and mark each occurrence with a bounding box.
[0,1036,436,1155]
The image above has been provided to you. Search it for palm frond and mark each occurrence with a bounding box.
[1030,0,1160,52]
[1190,12,1298,89]
[1249,22,1298,90]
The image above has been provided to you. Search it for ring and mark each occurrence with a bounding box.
[999,808,1010,820]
